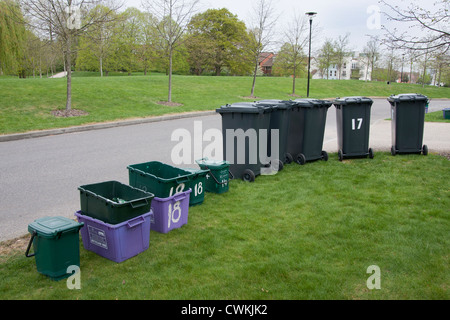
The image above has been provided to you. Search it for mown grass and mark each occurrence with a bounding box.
[1,152,448,300]
[0,73,449,134]
[425,110,450,123]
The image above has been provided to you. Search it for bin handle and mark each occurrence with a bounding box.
[25,231,37,258]
[175,175,190,184]
[127,215,145,228]
[130,198,148,209]
[173,193,187,202]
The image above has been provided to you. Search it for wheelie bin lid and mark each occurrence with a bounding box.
[293,98,333,108]
[387,93,428,103]
[255,99,292,110]
[333,96,373,106]
[28,216,84,239]
[216,102,273,114]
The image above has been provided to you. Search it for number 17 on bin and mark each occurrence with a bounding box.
[352,118,363,130]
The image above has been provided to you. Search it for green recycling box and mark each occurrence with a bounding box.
[128,161,208,206]
[78,181,154,224]
[26,216,84,281]
[195,158,231,194]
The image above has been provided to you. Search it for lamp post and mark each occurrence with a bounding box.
[306,12,317,98]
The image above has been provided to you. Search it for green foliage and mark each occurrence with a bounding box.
[272,42,307,77]
[0,0,27,75]
[187,8,252,76]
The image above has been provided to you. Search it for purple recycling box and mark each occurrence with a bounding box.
[151,189,192,234]
[75,210,152,263]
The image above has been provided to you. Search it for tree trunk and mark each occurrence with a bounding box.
[100,56,103,77]
[65,35,72,111]
[250,60,258,97]
[168,46,173,102]
[292,63,296,95]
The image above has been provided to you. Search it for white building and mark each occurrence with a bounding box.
[311,52,372,81]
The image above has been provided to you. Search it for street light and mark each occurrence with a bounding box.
[306,12,317,98]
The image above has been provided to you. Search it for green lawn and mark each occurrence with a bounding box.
[0,73,449,134]
[1,152,449,300]
[426,110,450,123]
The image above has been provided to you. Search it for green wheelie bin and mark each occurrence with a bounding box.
[216,102,274,182]
[288,99,332,165]
[26,216,84,281]
[256,99,293,165]
[387,93,428,156]
[333,96,374,161]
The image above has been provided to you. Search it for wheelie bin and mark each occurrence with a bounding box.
[333,96,374,161]
[387,93,428,156]
[288,99,332,164]
[216,102,273,182]
[26,216,84,280]
[256,99,293,165]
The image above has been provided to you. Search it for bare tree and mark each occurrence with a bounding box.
[247,0,278,98]
[379,0,449,54]
[142,0,200,103]
[283,11,308,95]
[362,38,379,82]
[334,33,350,80]
[18,0,123,112]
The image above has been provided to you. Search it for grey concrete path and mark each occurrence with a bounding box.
[0,99,449,242]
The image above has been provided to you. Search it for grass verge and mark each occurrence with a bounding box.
[0,74,449,135]
[1,152,448,300]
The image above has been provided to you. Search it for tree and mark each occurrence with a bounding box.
[18,0,122,112]
[317,39,335,79]
[142,0,200,103]
[362,38,380,81]
[76,4,122,76]
[280,12,308,95]
[187,8,250,76]
[0,0,27,75]
[247,0,278,97]
[379,0,449,54]
[333,33,350,80]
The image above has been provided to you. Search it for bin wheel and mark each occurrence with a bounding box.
[296,153,306,165]
[369,148,374,159]
[422,145,428,156]
[321,150,328,161]
[271,159,283,172]
[338,150,343,162]
[242,169,255,182]
[285,153,293,164]
[391,146,396,156]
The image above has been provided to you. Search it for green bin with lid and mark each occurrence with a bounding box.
[26,216,84,281]
[195,158,232,194]
[387,93,428,155]
[216,102,273,182]
[289,99,332,164]
[333,96,374,161]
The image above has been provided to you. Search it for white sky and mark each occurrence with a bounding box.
[123,0,434,52]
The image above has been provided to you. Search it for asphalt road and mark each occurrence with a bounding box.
[1,98,449,242]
